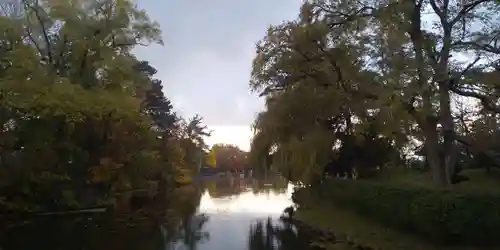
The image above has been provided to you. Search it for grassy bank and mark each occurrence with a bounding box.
[292,169,500,249]
[294,195,495,250]
[371,168,500,194]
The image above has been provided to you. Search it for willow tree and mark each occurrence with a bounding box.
[249,0,500,187]
[248,3,410,184]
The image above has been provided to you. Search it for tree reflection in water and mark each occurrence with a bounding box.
[160,185,210,250]
[0,177,296,250]
[250,176,288,196]
[1,209,173,250]
[163,213,210,250]
[247,217,311,250]
[0,185,209,250]
[201,175,289,199]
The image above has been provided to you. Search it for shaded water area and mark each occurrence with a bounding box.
[0,176,313,250]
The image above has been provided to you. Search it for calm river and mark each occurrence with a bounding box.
[0,176,309,250]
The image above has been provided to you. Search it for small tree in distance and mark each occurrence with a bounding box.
[212,144,249,172]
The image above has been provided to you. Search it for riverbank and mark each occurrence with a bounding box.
[293,192,494,250]
[291,169,500,250]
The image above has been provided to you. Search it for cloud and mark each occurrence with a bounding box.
[134,0,303,144]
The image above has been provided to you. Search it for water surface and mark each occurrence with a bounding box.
[182,177,294,250]
[1,176,305,250]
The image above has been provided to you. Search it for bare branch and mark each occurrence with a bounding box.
[321,6,375,29]
[23,0,53,64]
[429,0,444,20]
[452,56,481,80]
[451,0,492,25]
[450,85,500,113]
[23,27,44,59]
[454,41,500,54]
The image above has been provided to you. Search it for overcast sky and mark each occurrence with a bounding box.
[134,0,303,151]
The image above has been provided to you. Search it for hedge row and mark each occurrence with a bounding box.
[310,180,500,246]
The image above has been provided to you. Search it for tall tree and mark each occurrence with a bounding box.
[0,0,188,212]
[134,60,178,134]
[249,0,500,187]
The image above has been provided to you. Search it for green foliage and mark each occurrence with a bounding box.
[0,80,144,121]
[247,1,412,184]
[308,180,500,246]
[293,191,489,250]
[249,0,500,186]
[0,0,210,213]
[175,115,211,176]
[211,144,248,171]
[271,127,335,183]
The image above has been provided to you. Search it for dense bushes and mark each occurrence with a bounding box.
[301,180,500,246]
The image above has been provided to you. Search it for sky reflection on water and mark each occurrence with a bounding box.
[173,179,295,250]
[198,183,294,214]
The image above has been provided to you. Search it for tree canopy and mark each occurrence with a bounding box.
[0,0,210,213]
[211,144,248,171]
[249,0,500,186]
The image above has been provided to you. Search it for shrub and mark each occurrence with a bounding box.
[315,180,500,246]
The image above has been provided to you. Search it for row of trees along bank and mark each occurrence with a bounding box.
[248,0,500,247]
[0,0,210,214]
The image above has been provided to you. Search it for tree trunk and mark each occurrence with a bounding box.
[406,0,447,186]
[423,123,447,186]
[432,0,455,187]
[440,85,456,186]
[437,23,454,186]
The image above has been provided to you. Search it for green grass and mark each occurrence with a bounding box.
[451,168,500,192]
[295,192,496,250]
[373,167,500,194]
[293,168,500,250]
